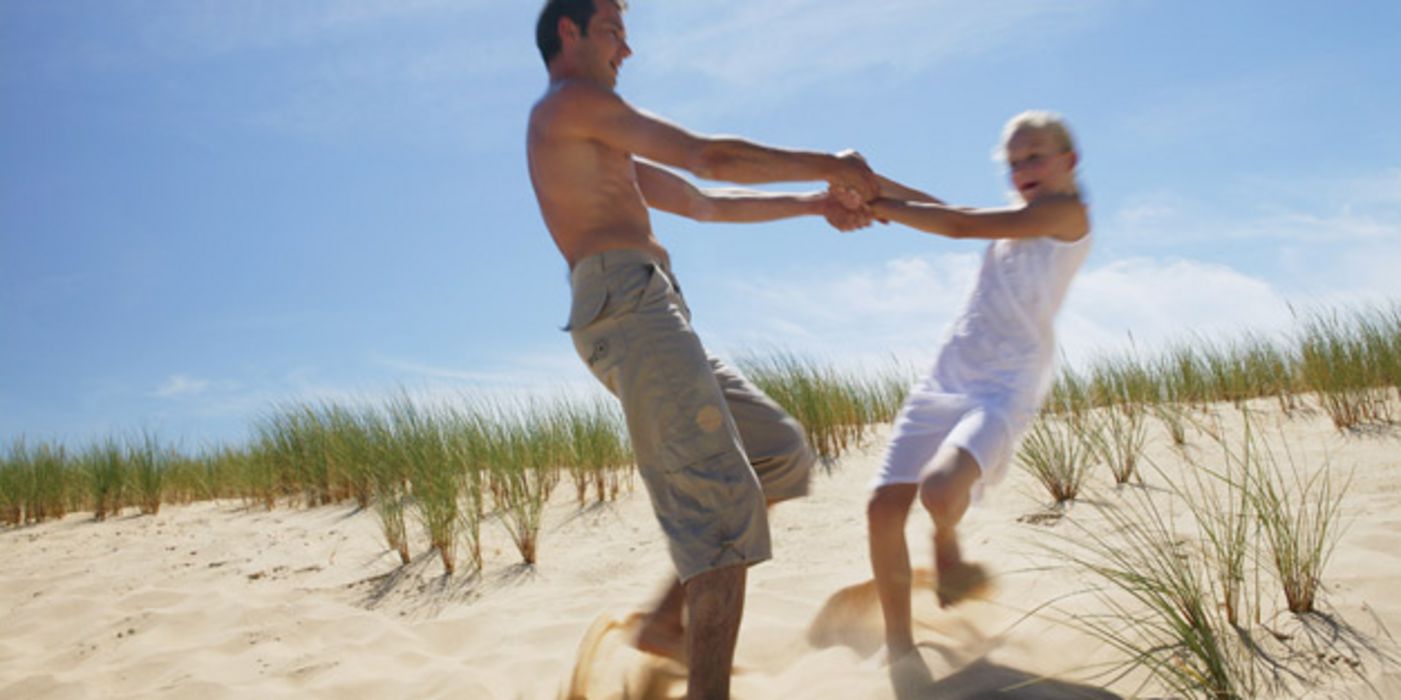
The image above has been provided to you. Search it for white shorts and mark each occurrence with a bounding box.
[870,391,1025,502]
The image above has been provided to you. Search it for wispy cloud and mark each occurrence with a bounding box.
[153,374,213,399]
[629,0,1113,108]
[17,2,530,147]
[134,0,484,58]
[373,352,591,391]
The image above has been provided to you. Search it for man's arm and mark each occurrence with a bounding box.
[870,194,1089,242]
[634,161,823,222]
[553,82,877,198]
[635,161,870,232]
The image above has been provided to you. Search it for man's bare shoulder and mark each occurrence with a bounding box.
[531,81,627,136]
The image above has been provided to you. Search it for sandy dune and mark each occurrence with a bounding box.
[3,401,1400,698]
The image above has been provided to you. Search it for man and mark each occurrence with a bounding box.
[527,1,876,697]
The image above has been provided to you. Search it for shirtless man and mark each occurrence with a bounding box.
[527,1,876,697]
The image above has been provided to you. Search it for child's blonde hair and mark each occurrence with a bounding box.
[995,110,1076,161]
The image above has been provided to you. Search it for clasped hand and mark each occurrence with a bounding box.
[823,149,881,233]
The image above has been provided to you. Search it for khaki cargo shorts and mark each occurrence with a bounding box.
[566,249,813,583]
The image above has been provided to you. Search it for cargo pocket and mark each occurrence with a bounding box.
[659,450,769,576]
[562,284,608,332]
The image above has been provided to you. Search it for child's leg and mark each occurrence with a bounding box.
[867,484,918,658]
[918,446,985,606]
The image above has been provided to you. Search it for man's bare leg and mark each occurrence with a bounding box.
[919,448,986,607]
[636,499,781,663]
[636,578,686,662]
[867,484,919,660]
[685,563,746,699]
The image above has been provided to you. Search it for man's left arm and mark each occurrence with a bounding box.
[636,160,832,224]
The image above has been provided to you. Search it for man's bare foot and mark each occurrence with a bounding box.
[935,560,989,607]
[630,611,687,666]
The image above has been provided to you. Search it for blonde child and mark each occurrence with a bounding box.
[862,111,1091,660]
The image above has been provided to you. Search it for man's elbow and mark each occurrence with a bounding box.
[688,196,720,222]
[689,141,731,182]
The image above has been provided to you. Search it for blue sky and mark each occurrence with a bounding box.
[3,1,1400,448]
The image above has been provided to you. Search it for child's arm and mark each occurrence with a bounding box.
[871,194,1088,242]
[875,174,945,205]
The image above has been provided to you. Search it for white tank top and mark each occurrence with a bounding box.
[923,232,1092,409]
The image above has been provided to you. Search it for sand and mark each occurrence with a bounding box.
[3,400,1400,699]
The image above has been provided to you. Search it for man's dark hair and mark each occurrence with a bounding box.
[536,0,624,67]
[536,0,596,67]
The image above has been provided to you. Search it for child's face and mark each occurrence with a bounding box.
[1005,127,1076,202]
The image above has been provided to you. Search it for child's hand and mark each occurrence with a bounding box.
[822,189,874,233]
[830,149,880,203]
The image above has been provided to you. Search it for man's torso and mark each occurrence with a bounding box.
[527,82,667,269]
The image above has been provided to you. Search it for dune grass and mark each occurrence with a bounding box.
[0,445,19,527]
[1060,405,1355,697]
[386,397,467,575]
[129,433,167,516]
[83,439,127,522]
[1065,483,1259,699]
[561,399,631,507]
[1298,308,1396,430]
[2,298,1391,606]
[483,405,564,566]
[740,353,910,462]
[1090,403,1147,486]
[1016,415,1095,504]
[1183,429,1257,628]
[1,439,74,526]
[1244,426,1349,614]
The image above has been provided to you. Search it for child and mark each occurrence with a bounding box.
[863,111,1091,660]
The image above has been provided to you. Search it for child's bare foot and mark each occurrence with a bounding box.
[631,611,687,665]
[883,639,918,666]
[935,560,989,607]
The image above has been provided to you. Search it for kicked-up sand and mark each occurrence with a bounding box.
[3,399,1400,698]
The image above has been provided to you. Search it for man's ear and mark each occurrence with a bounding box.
[558,16,582,46]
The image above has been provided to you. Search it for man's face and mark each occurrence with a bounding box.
[575,1,631,88]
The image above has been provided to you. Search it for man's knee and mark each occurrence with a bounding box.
[757,420,815,502]
[778,421,816,472]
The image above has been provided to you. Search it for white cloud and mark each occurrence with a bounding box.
[702,249,1299,374]
[707,252,980,366]
[1058,257,1292,364]
[153,374,212,399]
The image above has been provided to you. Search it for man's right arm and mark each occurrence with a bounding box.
[552,82,877,199]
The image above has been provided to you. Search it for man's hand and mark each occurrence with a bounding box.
[821,190,873,232]
[828,149,879,205]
